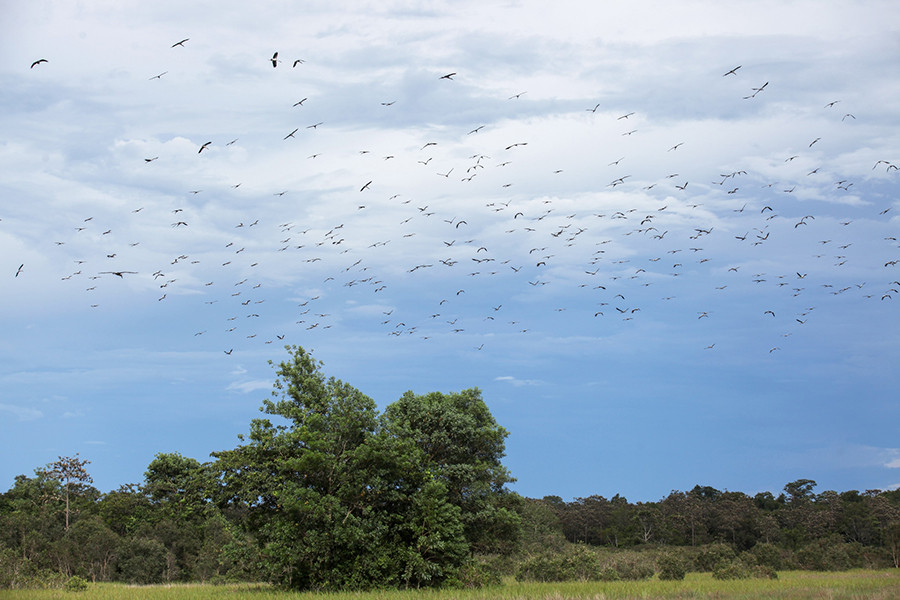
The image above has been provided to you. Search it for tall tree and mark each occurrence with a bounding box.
[40,454,93,531]
[212,346,475,589]
[213,346,381,589]
[380,389,521,554]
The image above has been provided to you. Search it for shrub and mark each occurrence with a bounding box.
[712,558,750,580]
[597,566,620,581]
[711,557,776,580]
[604,551,655,581]
[515,547,654,583]
[695,543,736,571]
[65,575,89,592]
[796,536,857,571]
[565,546,602,581]
[453,560,502,588]
[515,554,568,582]
[751,565,778,579]
[656,552,687,581]
[750,542,783,570]
[0,548,68,589]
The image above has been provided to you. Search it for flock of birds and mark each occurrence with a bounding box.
[17,41,899,359]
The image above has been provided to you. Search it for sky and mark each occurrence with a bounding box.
[1,0,899,503]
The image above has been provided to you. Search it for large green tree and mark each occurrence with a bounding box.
[380,388,521,555]
[212,346,485,590]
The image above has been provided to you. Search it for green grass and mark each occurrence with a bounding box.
[5,571,900,600]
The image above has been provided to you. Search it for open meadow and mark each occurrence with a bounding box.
[5,571,900,600]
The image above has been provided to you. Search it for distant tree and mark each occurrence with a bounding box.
[633,502,659,544]
[0,473,64,564]
[39,454,93,531]
[58,515,119,581]
[144,452,214,522]
[97,484,151,537]
[518,497,566,552]
[784,479,817,504]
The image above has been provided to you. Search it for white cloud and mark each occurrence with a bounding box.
[883,449,900,469]
[226,380,271,394]
[0,403,43,421]
[495,375,542,387]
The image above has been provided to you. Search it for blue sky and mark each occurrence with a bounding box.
[1,0,898,503]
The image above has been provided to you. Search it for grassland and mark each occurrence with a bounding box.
[5,571,900,600]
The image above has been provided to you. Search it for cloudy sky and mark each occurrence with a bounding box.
[2,0,899,502]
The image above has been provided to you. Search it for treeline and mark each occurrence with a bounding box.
[518,481,900,577]
[2,347,899,590]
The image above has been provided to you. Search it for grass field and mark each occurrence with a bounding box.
[5,571,900,600]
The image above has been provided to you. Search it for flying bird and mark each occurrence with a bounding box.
[198,141,212,153]
[30,59,48,69]
[171,38,189,47]
[440,72,456,79]
[270,52,279,67]
[722,65,741,76]
[15,264,24,277]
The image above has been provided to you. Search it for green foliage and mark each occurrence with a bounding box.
[0,548,68,589]
[114,537,167,584]
[604,550,656,581]
[694,543,736,572]
[449,559,503,588]
[655,551,687,580]
[211,346,513,590]
[515,553,578,582]
[381,388,521,555]
[750,542,783,570]
[795,535,864,571]
[711,558,750,580]
[64,575,89,591]
[59,515,119,582]
[710,554,776,580]
[515,546,655,583]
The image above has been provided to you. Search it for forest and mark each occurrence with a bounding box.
[2,346,899,591]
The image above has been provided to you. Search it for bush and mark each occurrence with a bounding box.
[597,566,620,581]
[751,542,783,570]
[751,565,778,579]
[695,543,736,571]
[656,552,687,581]
[796,536,857,571]
[604,551,655,581]
[0,548,68,589]
[515,547,655,583]
[65,575,89,592]
[453,560,502,588]
[712,559,750,580]
[711,557,776,580]
[515,554,568,582]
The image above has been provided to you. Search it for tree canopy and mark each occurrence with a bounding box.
[211,346,517,589]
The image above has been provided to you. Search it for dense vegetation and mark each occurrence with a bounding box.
[2,346,899,591]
